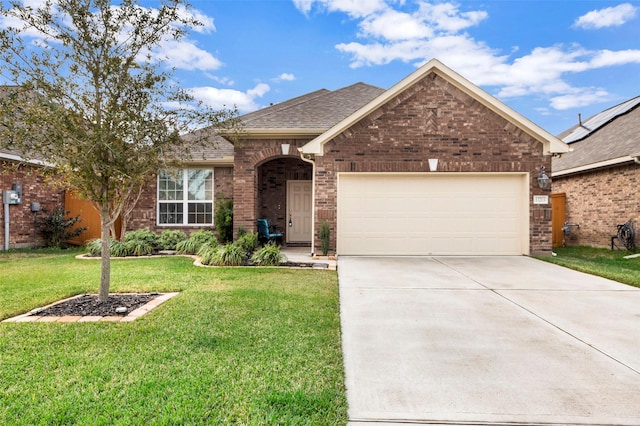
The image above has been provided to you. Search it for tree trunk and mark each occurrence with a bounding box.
[98,203,111,302]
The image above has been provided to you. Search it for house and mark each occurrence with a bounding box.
[128,59,569,256]
[0,149,65,249]
[552,96,640,248]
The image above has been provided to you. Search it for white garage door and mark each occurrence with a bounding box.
[337,173,528,255]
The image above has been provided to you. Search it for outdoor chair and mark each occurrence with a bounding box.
[256,218,284,244]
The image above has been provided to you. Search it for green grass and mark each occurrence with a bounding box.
[0,249,347,425]
[540,246,640,288]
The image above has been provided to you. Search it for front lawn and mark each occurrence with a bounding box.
[0,250,347,425]
[541,246,640,288]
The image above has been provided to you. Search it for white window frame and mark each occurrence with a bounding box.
[157,168,215,226]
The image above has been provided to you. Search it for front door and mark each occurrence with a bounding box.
[286,180,312,243]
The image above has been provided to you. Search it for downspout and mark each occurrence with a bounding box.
[299,151,316,256]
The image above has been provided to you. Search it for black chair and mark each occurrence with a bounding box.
[256,218,283,244]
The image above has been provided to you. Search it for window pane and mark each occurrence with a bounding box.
[159,203,183,224]
[159,169,183,201]
[188,170,213,201]
[188,202,213,224]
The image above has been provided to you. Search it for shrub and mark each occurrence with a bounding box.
[190,229,217,245]
[196,240,219,257]
[159,230,187,250]
[175,239,199,255]
[36,207,87,248]
[124,228,159,248]
[176,230,217,255]
[214,194,233,243]
[209,243,245,266]
[237,225,247,238]
[86,239,102,256]
[125,239,154,256]
[319,220,331,256]
[235,232,258,254]
[198,244,219,266]
[251,242,287,266]
[110,240,130,257]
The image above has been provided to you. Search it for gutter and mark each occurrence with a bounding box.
[0,152,51,167]
[553,155,639,177]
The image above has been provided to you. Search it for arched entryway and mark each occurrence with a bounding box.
[257,157,313,245]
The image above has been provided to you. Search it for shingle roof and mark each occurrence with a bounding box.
[179,128,234,163]
[553,96,640,174]
[241,83,385,130]
[559,96,640,144]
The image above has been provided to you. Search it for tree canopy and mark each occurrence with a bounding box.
[0,0,239,300]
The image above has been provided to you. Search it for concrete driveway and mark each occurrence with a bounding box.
[338,256,640,426]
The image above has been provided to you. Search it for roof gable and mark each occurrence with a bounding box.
[301,59,568,156]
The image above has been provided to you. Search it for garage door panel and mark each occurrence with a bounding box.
[338,174,528,256]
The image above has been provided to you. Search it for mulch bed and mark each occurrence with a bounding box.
[32,293,159,317]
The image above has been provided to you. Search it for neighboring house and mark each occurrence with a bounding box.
[0,149,65,249]
[128,59,569,256]
[552,96,640,248]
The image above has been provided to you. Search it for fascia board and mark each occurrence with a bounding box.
[301,58,569,156]
[222,128,325,140]
[552,156,634,177]
[0,152,52,167]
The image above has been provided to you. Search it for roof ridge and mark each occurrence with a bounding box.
[241,89,330,124]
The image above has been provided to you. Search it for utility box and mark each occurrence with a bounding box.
[2,190,21,205]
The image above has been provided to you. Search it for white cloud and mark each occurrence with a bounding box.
[276,73,296,81]
[177,5,216,33]
[574,3,638,29]
[549,88,612,110]
[154,40,222,71]
[416,2,487,33]
[190,83,271,112]
[359,9,432,40]
[293,0,387,18]
[310,0,640,111]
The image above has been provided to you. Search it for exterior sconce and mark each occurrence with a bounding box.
[281,144,290,156]
[537,166,550,190]
[428,158,438,172]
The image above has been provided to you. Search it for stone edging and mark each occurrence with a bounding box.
[2,292,179,323]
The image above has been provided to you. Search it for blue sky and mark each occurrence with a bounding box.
[6,0,640,135]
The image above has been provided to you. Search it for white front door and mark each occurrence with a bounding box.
[286,180,312,243]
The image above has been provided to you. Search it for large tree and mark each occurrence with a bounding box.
[0,0,238,301]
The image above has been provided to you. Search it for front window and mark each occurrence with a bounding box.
[158,169,213,225]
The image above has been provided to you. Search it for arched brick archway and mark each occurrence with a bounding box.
[232,139,314,239]
[257,157,312,238]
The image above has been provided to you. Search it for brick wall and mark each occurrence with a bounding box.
[553,163,640,248]
[127,166,234,236]
[0,160,65,249]
[313,73,552,254]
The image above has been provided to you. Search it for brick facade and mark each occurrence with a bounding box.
[230,73,554,255]
[312,73,552,254]
[127,166,234,235]
[0,160,65,249]
[553,163,640,248]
